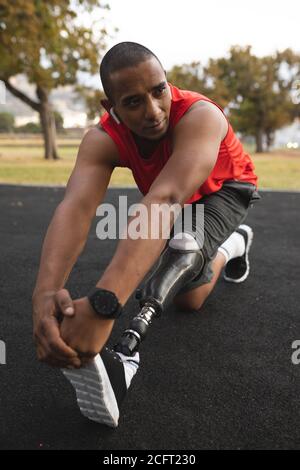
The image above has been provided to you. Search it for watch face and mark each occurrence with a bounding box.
[92,290,118,316]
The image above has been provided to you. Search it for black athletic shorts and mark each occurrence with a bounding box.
[168,179,261,294]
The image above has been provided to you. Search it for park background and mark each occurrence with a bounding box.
[0,0,299,190]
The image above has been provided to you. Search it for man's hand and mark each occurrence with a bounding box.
[60,297,115,365]
[32,289,82,368]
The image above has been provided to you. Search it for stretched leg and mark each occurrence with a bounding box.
[60,231,203,427]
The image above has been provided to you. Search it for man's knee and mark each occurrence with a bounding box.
[168,231,200,251]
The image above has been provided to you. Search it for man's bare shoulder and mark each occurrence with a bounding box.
[181,100,228,140]
[79,125,121,167]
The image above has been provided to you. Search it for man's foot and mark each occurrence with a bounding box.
[223,224,253,283]
[62,347,139,427]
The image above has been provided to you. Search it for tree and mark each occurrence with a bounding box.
[76,85,106,124]
[15,121,41,133]
[167,61,233,115]
[0,0,110,158]
[54,111,64,133]
[0,112,14,132]
[167,62,205,92]
[205,46,300,152]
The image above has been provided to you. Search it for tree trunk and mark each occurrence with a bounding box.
[37,86,59,160]
[3,80,59,160]
[39,105,59,159]
[266,130,274,152]
[255,129,264,153]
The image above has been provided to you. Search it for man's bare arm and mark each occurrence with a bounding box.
[33,128,117,296]
[32,127,118,367]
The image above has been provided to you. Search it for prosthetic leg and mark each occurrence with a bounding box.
[114,233,205,356]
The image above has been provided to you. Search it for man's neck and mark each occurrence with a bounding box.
[132,133,164,159]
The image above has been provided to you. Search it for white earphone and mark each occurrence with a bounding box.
[110,107,121,124]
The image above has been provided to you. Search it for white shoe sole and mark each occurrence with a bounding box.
[62,354,119,427]
[223,224,254,283]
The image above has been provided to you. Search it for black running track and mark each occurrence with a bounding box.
[0,184,299,450]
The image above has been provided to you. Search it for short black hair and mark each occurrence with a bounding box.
[100,41,164,102]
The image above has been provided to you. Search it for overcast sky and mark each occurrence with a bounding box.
[3,0,299,127]
[104,0,299,69]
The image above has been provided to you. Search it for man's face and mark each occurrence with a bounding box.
[110,58,172,140]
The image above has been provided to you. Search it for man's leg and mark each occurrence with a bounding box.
[61,229,205,427]
[61,228,247,427]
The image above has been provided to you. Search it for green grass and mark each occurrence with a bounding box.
[1,137,300,190]
[0,140,135,186]
[252,153,300,190]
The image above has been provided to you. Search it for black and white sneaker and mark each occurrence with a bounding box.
[223,224,254,283]
[62,347,139,427]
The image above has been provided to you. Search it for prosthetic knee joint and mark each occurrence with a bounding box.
[114,233,204,355]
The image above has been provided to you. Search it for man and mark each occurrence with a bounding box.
[32,42,260,427]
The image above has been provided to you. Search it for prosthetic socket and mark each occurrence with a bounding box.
[114,233,204,356]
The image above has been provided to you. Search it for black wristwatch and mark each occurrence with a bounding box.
[87,288,123,319]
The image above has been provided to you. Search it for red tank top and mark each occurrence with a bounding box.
[100,83,258,204]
